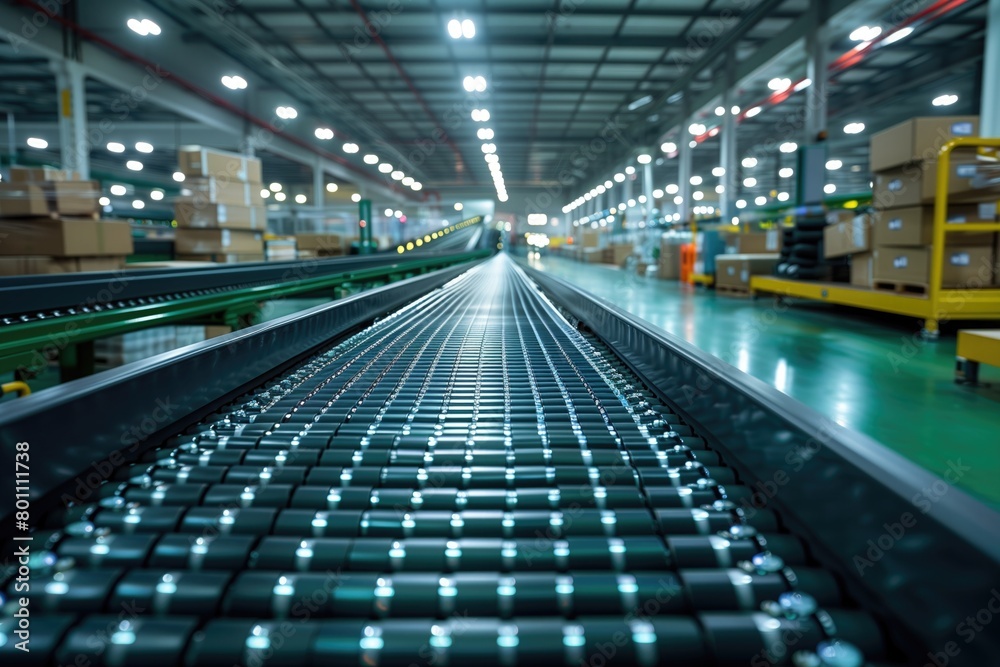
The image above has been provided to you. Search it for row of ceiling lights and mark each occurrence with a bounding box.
[127,16,421,196]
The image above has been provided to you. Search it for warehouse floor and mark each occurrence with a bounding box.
[526,253,1000,509]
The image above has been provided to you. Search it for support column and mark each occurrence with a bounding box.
[805,2,830,143]
[642,161,654,226]
[51,60,89,179]
[359,198,373,253]
[623,169,633,228]
[720,52,738,224]
[679,122,693,224]
[313,157,325,225]
[982,0,1000,137]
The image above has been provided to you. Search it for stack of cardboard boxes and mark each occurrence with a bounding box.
[296,234,349,258]
[715,229,782,294]
[657,231,691,280]
[823,210,873,287]
[867,116,997,290]
[0,167,133,275]
[174,147,267,263]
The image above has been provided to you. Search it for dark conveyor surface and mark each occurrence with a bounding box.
[3,257,891,666]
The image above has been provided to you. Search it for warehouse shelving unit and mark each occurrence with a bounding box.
[752,138,1000,336]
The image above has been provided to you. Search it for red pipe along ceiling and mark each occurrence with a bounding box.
[14,0,427,199]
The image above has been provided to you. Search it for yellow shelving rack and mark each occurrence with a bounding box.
[751,137,1000,337]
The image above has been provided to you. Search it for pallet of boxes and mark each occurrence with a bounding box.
[174,147,267,264]
[865,116,998,293]
[716,229,782,296]
[296,233,347,259]
[0,167,133,275]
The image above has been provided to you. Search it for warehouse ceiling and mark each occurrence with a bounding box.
[0,0,992,208]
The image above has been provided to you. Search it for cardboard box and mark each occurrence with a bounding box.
[0,219,132,257]
[178,146,263,182]
[730,230,782,254]
[180,178,264,208]
[44,181,100,216]
[0,184,49,217]
[872,160,993,209]
[295,234,344,253]
[581,231,599,248]
[826,210,856,225]
[204,325,233,339]
[582,248,603,263]
[604,243,632,265]
[872,204,993,247]
[850,252,874,288]
[9,166,74,183]
[0,256,124,276]
[174,228,264,255]
[824,216,872,258]
[716,253,780,288]
[870,116,978,172]
[174,202,267,230]
[873,245,995,287]
[176,253,266,264]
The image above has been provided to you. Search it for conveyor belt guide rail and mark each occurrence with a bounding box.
[0,255,997,666]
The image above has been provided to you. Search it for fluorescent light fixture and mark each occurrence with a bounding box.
[767,78,791,92]
[742,157,758,168]
[447,19,462,38]
[351,193,361,202]
[755,196,767,206]
[850,25,882,42]
[826,159,843,170]
[712,166,725,177]
[527,214,548,226]
[378,163,393,173]
[665,184,679,195]
[777,192,790,201]
[478,128,494,140]
[673,195,683,205]
[150,190,164,201]
[261,189,270,198]
[107,142,125,153]
[628,95,653,111]
[884,27,913,44]
[692,191,704,201]
[295,194,308,204]
[652,189,664,198]
[690,175,703,186]
[127,18,160,36]
[326,183,339,193]
[342,143,359,153]
[411,182,423,191]
[363,154,379,165]
[779,141,798,153]
[715,106,725,116]
[276,106,298,120]
[688,123,706,135]
[269,183,283,192]
[135,141,153,153]
[731,105,741,115]
[391,170,404,180]
[794,79,812,92]
[110,185,127,196]
[614,173,625,182]
[274,192,287,202]
[221,75,247,90]
[455,203,464,211]
[715,185,725,194]
[779,167,794,178]
[126,160,143,171]
[736,199,747,209]
[625,166,635,175]
[932,94,958,107]
[402,177,414,186]
[844,122,866,134]
[637,154,652,164]
[172,172,185,182]
[462,19,476,38]
[745,106,762,118]
[824,184,837,194]
[315,128,334,140]
[26,137,48,149]
[661,141,677,153]
[99,196,110,206]
[743,177,757,187]
[132,199,145,209]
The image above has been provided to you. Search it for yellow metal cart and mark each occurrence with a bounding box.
[956,329,1000,384]
[752,137,1000,337]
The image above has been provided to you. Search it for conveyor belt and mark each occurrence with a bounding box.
[2,257,889,667]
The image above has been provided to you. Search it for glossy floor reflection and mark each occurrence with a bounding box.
[525,252,1000,508]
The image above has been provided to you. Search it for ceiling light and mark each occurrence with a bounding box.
[447,19,463,39]
[378,163,393,173]
[637,154,652,164]
[744,177,757,187]
[127,18,160,36]
[715,106,725,116]
[745,106,762,118]
[99,196,110,206]
[767,78,791,92]
[126,160,143,171]
[402,177,414,186]
[363,154,379,165]
[351,193,361,202]
[26,137,48,149]
[652,188,664,198]
[394,209,403,218]
[638,195,647,204]
[778,192,790,202]
[107,142,125,153]
[850,25,882,42]
[933,94,959,107]
[150,190,164,201]
[276,106,298,120]
[673,196,683,205]
[844,122,866,134]
[692,191,704,201]
[755,196,767,206]
[584,193,592,201]
[826,159,843,170]
[315,128,334,140]
[261,189,270,198]
[221,75,247,90]
[712,167,725,177]
[731,105,741,115]
[412,182,423,191]
[485,153,499,164]
[824,184,837,194]
[614,173,625,182]
[478,128,494,140]
[463,75,487,92]
[628,95,653,111]
[688,123,706,135]
[625,166,635,175]
[794,79,812,92]
[384,208,393,216]
[884,27,913,44]
[342,143,359,154]
[715,185,725,194]
[596,185,606,194]
[326,183,339,193]
[391,171,404,180]
[628,199,637,207]
[110,184,127,196]
[172,172,185,182]
[454,203,464,211]
[665,184,679,195]
[779,141,798,153]
[295,194,307,204]
[269,183,282,192]
[689,140,697,148]
[461,18,476,38]
[604,180,613,188]
[742,157,758,168]
[779,167,794,178]
[472,109,490,122]
[135,141,153,153]
[661,142,677,153]
[690,175,703,186]
[736,199,747,209]
[132,199,145,209]
[275,192,287,202]
[482,143,496,154]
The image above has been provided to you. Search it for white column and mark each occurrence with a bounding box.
[51,60,89,179]
[679,128,692,223]
[643,161,654,225]
[313,157,325,226]
[720,54,738,224]
[982,0,1000,137]
[805,16,829,142]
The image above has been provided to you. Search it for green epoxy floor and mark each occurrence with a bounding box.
[524,252,1000,509]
